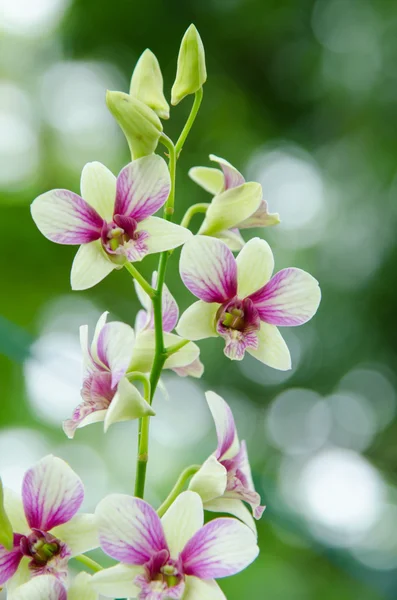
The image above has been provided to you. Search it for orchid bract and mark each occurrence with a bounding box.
[1,23,322,600]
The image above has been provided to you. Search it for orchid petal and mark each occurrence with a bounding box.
[68,572,98,600]
[181,517,259,579]
[172,357,204,378]
[198,183,262,236]
[71,241,116,291]
[114,155,170,221]
[204,498,256,533]
[236,237,274,298]
[51,513,98,556]
[10,575,67,600]
[31,190,103,244]
[188,166,224,195]
[96,494,168,564]
[95,322,135,387]
[176,301,219,341]
[209,154,245,190]
[206,391,239,460]
[249,267,321,326]
[63,409,107,439]
[180,236,237,303]
[22,455,84,531]
[6,556,30,593]
[134,271,179,333]
[133,276,151,313]
[92,564,142,598]
[103,377,155,432]
[137,216,192,254]
[162,491,204,558]
[3,489,28,534]
[129,331,200,372]
[247,322,291,370]
[238,199,280,228]
[163,333,200,369]
[215,228,245,251]
[0,540,22,585]
[184,576,227,600]
[188,456,227,502]
[80,161,116,222]
[135,309,149,332]
[90,311,109,363]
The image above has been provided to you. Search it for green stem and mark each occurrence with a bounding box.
[157,465,201,517]
[127,371,151,399]
[175,88,203,157]
[159,134,176,219]
[124,262,155,298]
[180,202,210,229]
[134,415,150,498]
[74,554,103,573]
[165,338,190,357]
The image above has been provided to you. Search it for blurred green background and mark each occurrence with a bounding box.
[1,0,397,598]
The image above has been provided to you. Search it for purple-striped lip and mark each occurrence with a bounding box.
[135,550,185,599]
[215,297,260,359]
[20,529,62,569]
[101,214,141,257]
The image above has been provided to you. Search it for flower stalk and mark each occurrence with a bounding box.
[157,464,201,517]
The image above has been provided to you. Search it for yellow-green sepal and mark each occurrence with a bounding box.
[106,90,163,159]
[130,49,170,120]
[171,24,207,106]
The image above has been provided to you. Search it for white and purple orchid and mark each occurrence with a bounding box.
[0,456,98,597]
[10,572,98,600]
[177,236,321,369]
[92,490,258,599]
[31,155,192,290]
[134,273,204,378]
[189,154,279,249]
[63,312,154,439]
[189,392,264,531]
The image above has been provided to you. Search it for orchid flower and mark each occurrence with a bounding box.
[189,392,264,531]
[189,154,279,250]
[63,312,154,439]
[92,490,258,599]
[177,236,321,369]
[31,155,192,290]
[134,273,204,378]
[0,456,98,596]
[10,572,98,600]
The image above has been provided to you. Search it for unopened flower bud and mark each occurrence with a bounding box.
[0,478,13,551]
[130,49,170,119]
[106,90,163,159]
[171,24,207,105]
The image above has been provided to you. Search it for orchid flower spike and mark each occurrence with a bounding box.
[92,491,258,599]
[63,311,154,439]
[31,155,191,290]
[133,272,204,378]
[189,154,280,250]
[178,236,321,369]
[0,456,98,596]
[189,391,265,531]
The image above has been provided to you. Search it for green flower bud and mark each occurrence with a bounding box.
[0,478,13,551]
[130,49,170,120]
[106,91,163,159]
[171,24,207,106]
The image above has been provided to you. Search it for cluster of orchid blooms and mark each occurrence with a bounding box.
[0,25,321,600]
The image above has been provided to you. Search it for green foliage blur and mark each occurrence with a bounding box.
[1,0,397,598]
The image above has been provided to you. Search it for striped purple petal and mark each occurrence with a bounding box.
[114,155,170,222]
[249,267,321,326]
[11,575,67,600]
[181,518,258,579]
[96,495,168,565]
[31,190,103,245]
[22,456,84,531]
[95,322,136,388]
[0,535,23,585]
[209,155,245,190]
[180,236,237,303]
[206,392,238,461]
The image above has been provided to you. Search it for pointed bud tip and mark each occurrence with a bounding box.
[171,23,207,105]
[130,49,170,120]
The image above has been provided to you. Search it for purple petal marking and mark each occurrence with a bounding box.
[207,394,238,461]
[181,518,258,579]
[22,456,84,531]
[161,285,179,333]
[12,575,68,600]
[97,495,168,565]
[238,199,279,229]
[216,297,260,361]
[0,535,23,585]
[63,372,113,437]
[180,237,238,303]
[123,232,150,262]
[114,157,170,222]
[249,267,320,326]
[210,156,245,190]
[31,190,104,244]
